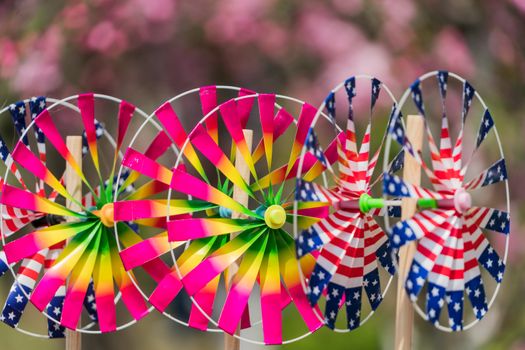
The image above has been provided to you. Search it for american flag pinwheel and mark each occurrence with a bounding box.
[293,76,402,331]
[382,71,510,331]
[0,94,174,333]
[116,89,344,344]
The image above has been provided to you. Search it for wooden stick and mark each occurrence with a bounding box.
[394,115,424,350]
[65,136,83,350]
[224,129,253,350]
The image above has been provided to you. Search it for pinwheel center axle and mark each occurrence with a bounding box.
[94,203,115,227]
[454,188,472,213]
[338,193,472,214]
[428,189,472,213]
[264,205,286,229]
[31,214,65,228]
[358,193,384,213]
[338,194,384,213]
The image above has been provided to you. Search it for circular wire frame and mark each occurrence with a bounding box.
[292,75,398,332]
[114,86,257,333]
[163,92,333,345]
[0,94,165,334]
[0,97,98,337]
[381,71,510,332]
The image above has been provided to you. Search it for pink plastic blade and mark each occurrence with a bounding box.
[218,234,268,335]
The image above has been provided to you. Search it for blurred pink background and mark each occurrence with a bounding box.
[1,0,524,349]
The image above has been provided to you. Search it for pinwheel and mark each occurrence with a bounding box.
[0,93,176,333]
[293,76,402,331]
[382,71,510,331]
[114,86,259,331]
[116,89,345,344]
[0,96,104,337]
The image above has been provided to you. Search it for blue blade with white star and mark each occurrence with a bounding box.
[83,280,99,322]
[0,252,8,277]
[344,286,362,330]
[9,101,29,146]
[1,251,49,329]
[405,259,429,302]
[476,109,494,149]
[375,241,396,274]
[437,71,448,100]
[362,268,382,310]
[82,119,104,156]
[325,92,335,123]
[462,81,475,123]
[461,108,496,175]
[324,282,344,329]
[344,77,357,103]
[295,179,344,204]
[462,225,489,320]
[464,275,488,321]
[1,283,31,328]
[305,128,327,167]
[468,207,510,235]
[308,264,334,307]
[425,282,446,325]
[445,290,464,331]
[47,294,65,338]
[477,243,505,283]
[410,80,425,117]
[383,172,445,200]
[464,158,507,190]
[388,150,404,174]
[29,97,47,145]
[370,78,381,111]
[296,225,328,259]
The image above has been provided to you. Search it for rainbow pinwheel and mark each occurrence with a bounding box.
[0,94,173,333]
[114,86,260,331]
[294,76,402,331]
[0,97,105,337]
[383,71,510,331]
[116,90,343,344]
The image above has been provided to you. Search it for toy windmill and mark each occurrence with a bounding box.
[114,88,352,345]
[0,94,178,344]
[292,76,403,331]
[382,71,509,336]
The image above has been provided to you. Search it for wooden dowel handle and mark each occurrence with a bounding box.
[224,130,253,350]
[394,115,424,350]
[65,136,83,350]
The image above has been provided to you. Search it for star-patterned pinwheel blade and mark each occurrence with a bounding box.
[294,76,399,332]
[383,71,510,331]
[0,94,175,334]
[115,89,329,344]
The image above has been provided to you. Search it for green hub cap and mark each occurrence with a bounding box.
[264,205,286,229]
[358,193,384,213]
